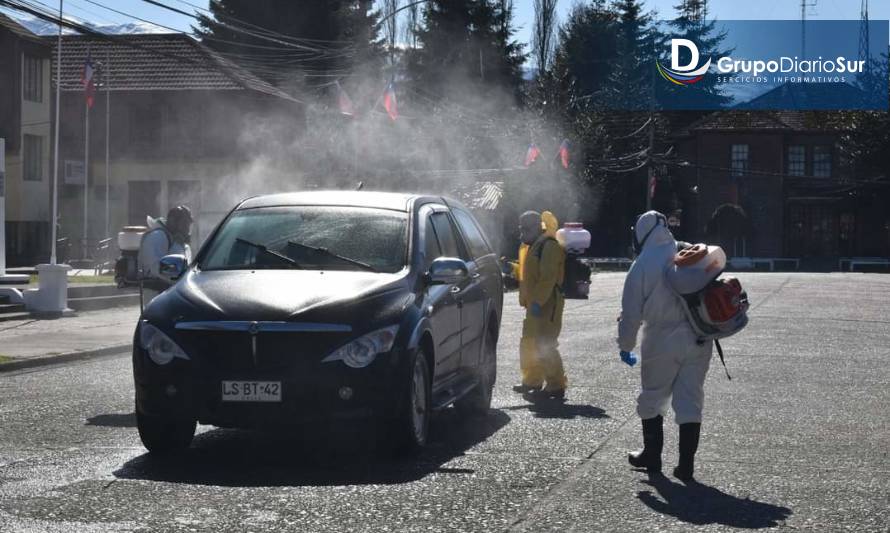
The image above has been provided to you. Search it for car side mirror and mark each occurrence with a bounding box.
[426,257,469,285]
[158,254,188,283]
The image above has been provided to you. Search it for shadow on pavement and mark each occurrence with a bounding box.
[112,408,509,487]
[502,401,609,420]
[637,473,792,528]
[86,413,137,428]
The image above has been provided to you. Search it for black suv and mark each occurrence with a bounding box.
[134,191,504,454]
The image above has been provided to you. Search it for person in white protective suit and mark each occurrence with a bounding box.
[617,210,712,482]
[138,205,193,304]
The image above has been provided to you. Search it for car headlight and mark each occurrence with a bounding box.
[140,322,189,365]
[322,326,399,369]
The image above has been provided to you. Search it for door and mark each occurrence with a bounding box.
[450,208,491,369]
[425,210,463,382]
[127,181,161,226]
[786,202,839,258]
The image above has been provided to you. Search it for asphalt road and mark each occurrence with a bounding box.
[1,273,888,532]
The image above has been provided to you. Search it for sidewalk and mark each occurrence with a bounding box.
[0,305,139,371]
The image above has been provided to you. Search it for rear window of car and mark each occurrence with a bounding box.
[452,209,492,259]
[429,212,462,259]
[199,206,408,273]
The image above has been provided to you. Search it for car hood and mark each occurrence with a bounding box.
[150,269,410,323]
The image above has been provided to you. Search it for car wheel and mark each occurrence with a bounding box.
[392,349,431,455]
[455,326,497,417]
[136,410,196,454]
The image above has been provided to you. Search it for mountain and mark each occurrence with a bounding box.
[3,11,176,36]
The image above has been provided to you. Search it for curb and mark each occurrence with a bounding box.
[0,344,131,374]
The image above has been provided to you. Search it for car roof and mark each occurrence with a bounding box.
[237,191,442,212]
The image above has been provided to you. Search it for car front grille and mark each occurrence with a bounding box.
[175,328,349,374]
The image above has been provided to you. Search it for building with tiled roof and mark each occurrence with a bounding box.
[1,13,52,266]
[53,34,299,101]
[49,33,305,255]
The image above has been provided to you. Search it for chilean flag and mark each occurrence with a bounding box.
[82,54,96,109]
[557,139,570,169]
[524,143,541,166]
[383,82,398,121]
[335,81,354,116]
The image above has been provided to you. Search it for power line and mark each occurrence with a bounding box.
[76,0,184,33]
[136,0,351,53]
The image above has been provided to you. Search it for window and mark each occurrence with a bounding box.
[730,144,749,178]
[129,105,160,146]
[813,145,832,177]
[787,145,805,176]
[23,135,43,181]
[23,55,43,102]
[429,212,461,259]
[423,218,443,270]
[200,206,409,273]
[452,209,492,259]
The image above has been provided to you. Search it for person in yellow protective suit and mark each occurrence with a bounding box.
[511,210,568,399]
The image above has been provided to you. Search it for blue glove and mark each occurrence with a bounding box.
[620,350,638,367]
[530,302,542,317]
[501,262,513,276]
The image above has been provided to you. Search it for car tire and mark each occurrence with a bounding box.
[136,410,196,454]
[391,349,431,456]
[455,326,497,417]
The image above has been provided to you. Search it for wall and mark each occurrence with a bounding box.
[54,88,302,252]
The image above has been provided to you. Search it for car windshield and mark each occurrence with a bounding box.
[199,206,408,273]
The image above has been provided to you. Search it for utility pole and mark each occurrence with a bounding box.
[479,48,484,81]
[82,85,89,260]
[104,49,110,240]
[646,118,654,211]
[859,0,870,75]
[801,0,818,58]
[51,0,63,265]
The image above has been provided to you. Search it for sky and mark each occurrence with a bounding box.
[9,0,890,50]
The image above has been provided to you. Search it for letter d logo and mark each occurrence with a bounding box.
[671,39,700,72]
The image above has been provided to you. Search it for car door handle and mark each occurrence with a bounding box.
[471,273,481,279]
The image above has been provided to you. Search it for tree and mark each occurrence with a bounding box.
[532,0,558,74]
[411,0,525,106]
[339,0,384,73]
[381,0,400,66]
[196,1,383,90]
[195,0,346,85]
[655,0,732,109]
[604,0,655,111]
[401,0,421,49]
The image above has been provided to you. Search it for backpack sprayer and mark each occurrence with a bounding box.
[665,244,750,380]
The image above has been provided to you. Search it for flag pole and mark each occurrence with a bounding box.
[104,49,110,240]
[82,75,89,261]
[50,0,63,265]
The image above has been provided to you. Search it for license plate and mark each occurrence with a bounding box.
[221,381,282,402]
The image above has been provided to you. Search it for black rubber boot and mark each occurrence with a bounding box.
[673,422,701,482]
[628,415,663,472]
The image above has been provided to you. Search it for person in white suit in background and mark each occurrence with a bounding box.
[617,210,712,482]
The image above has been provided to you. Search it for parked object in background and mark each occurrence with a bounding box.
[114,226,146,288]
[22,263,71,315]
[557,223,592,300]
